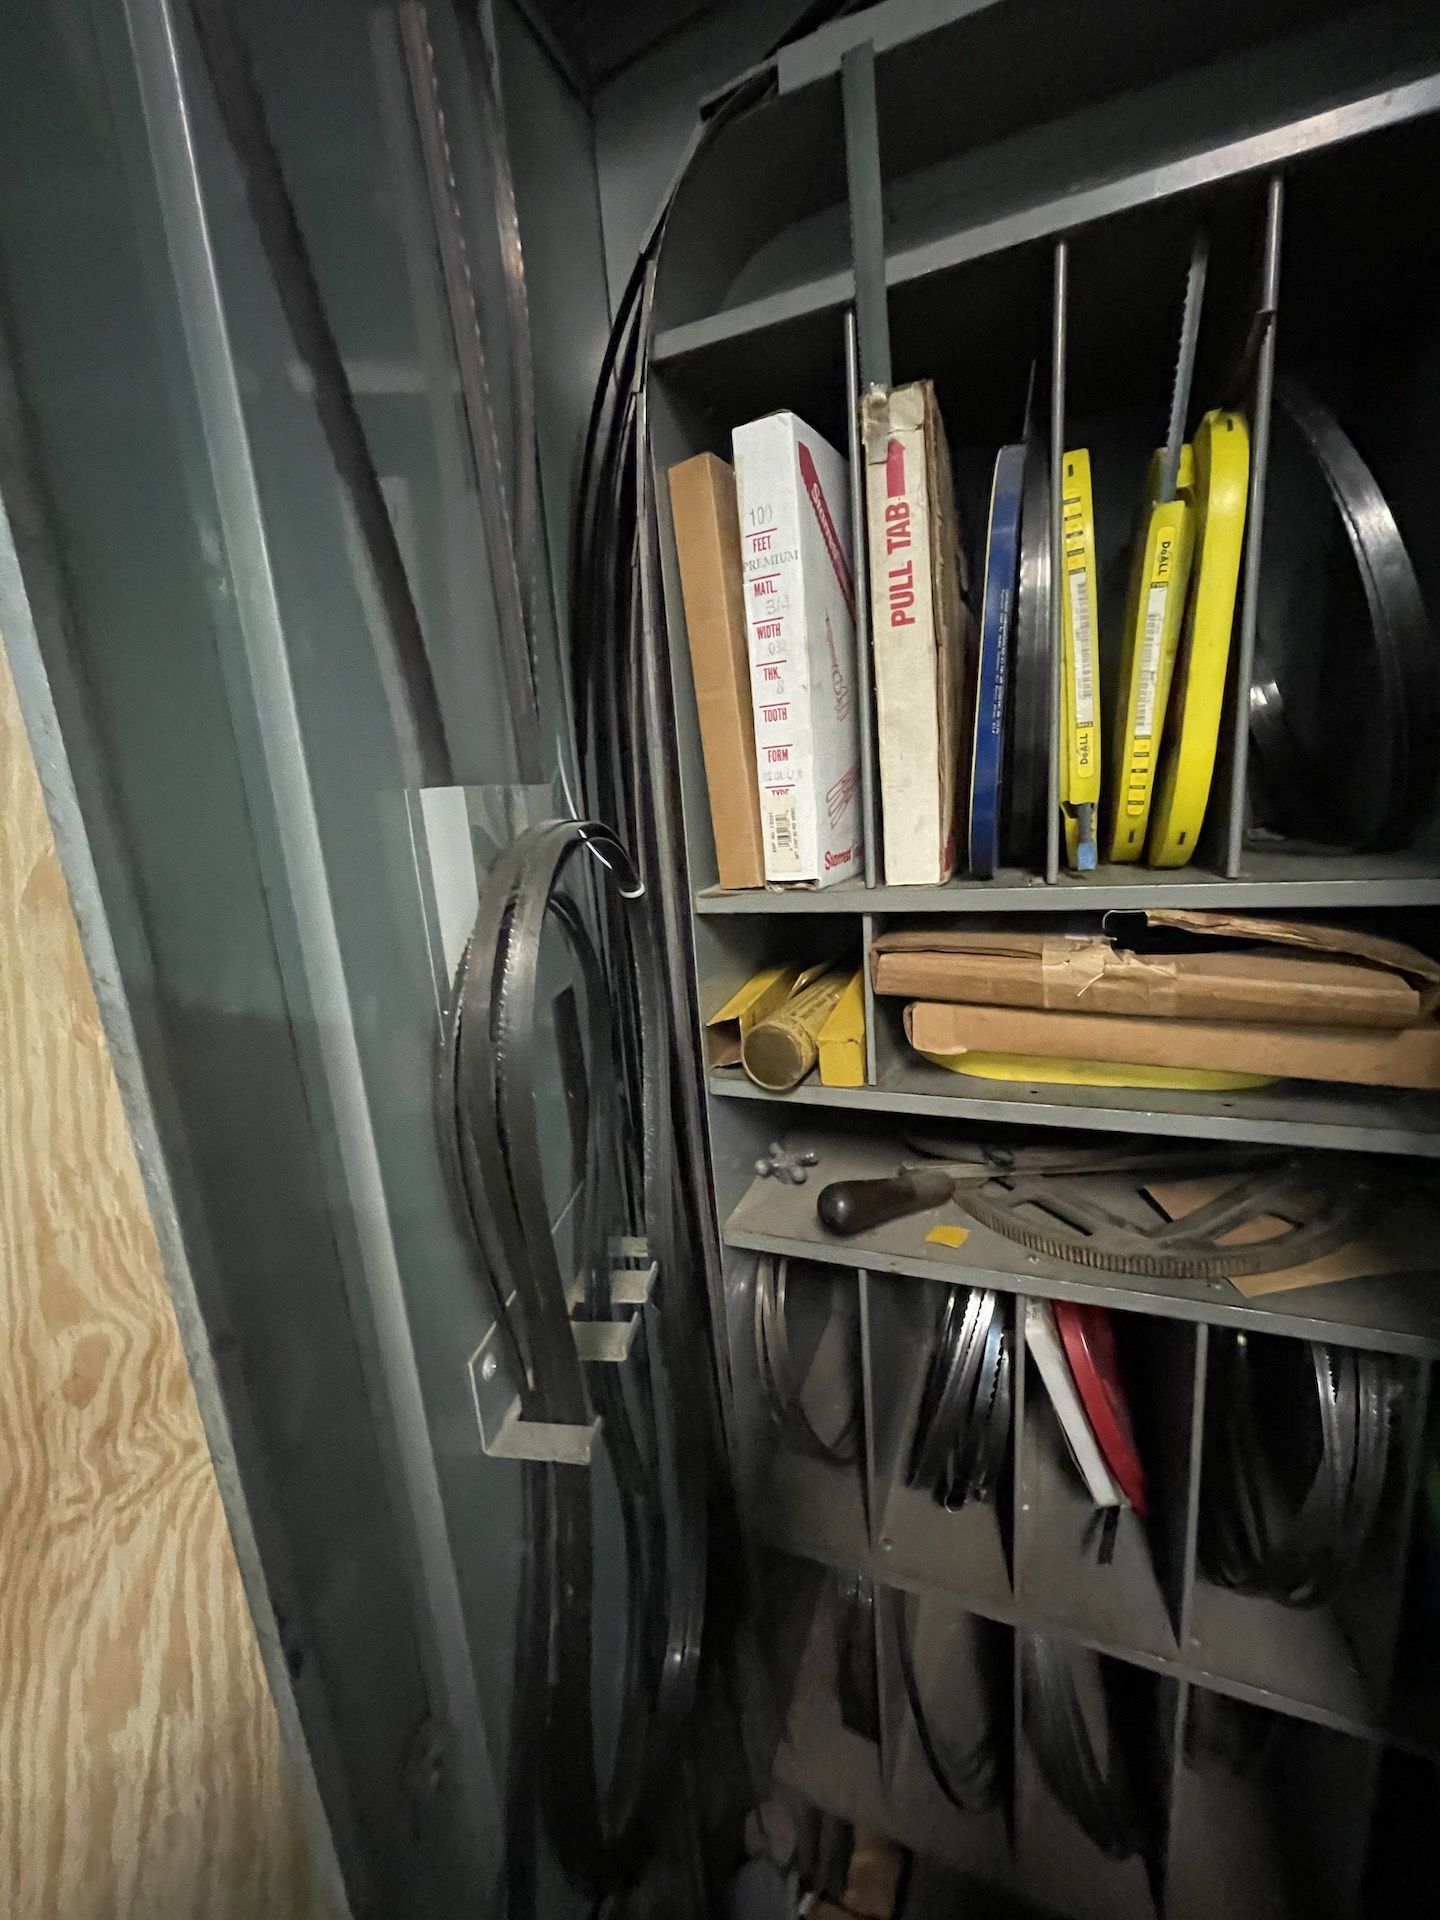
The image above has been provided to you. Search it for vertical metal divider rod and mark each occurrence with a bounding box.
[841,42,892,390]
[861,911,879,1086]
[1225,171,1285,877]
[1046,242,1068,885]
[1176,1322,1211,1662]
[846,310,880,887]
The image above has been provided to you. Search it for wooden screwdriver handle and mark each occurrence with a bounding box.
[816,1169,956,1237]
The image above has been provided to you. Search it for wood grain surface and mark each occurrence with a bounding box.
[0,638,323,1920]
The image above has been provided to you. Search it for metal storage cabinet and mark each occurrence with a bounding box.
[2,2,1439,1916]
[636,1,1440,1912]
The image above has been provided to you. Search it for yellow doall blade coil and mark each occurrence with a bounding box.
[1148,409,1250,867]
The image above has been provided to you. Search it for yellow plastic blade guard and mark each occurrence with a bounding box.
[1105,446,1196,863]
[1059,449,1102,871]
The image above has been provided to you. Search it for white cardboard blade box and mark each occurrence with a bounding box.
[863,380,969,884]
[732,410,863,887]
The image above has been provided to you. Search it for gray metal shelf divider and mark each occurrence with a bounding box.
[776,0,1006,93]
[873,1575,903,1794]
[1175,1324,1212,1656]
[1047,239,1067,885]
[842,37,888,892]
[858,1269,882,1553]
[1225,170,1285,877]
[1009,1335,1027,1866]
[845,315,882,886]
[1161,1676,1197,1916]
[841,42,892,390]
[748,1502,1440,1755]
[860,911,880,1083]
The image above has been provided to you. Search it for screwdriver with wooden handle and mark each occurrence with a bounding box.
[815,1142,1271,1237]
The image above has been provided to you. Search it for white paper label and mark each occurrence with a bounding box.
[769,803,797,859]
[1134,582,1170,740]
[1066,566,1096,727]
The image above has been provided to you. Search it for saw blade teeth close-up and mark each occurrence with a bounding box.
[954,1158,1371,1280]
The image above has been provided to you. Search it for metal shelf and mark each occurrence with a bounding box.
[695,849,1440,914]
[722,1130,1440,1356]
[710,1064,1440,1161]
[654,273,853,368]
[761,1526,1433,1760]
[657,17,1440,369]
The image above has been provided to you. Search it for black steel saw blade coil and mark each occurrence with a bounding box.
[1251,377,1439,852]
[1022,1636,1145,1863]
[1200,1330,1401,1609]
[753,1254,860,1467]
[895,1597,998,1813]
[906,1288,1011,1509]
[836,1573,881,1745]
[443,820,715,1906]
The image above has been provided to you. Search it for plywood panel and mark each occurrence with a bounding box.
[0,637,323,1920]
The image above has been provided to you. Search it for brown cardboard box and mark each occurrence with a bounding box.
[905,1000,1440,1090]
[841,1829,906,1918]
[873,912,1440,1029]
[804,1827,906,1920]
[668,453,765,889]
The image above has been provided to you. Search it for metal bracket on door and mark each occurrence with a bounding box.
[609,1235,658,1307]
[467,1251,660,1465]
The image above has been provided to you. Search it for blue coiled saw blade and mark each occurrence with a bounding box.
[969,442,1027,877]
